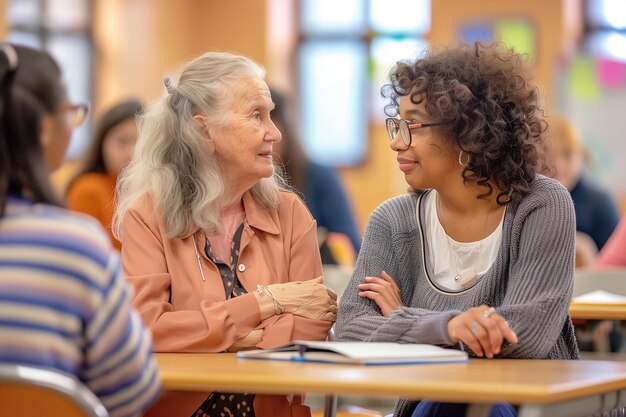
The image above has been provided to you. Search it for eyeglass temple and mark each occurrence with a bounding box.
[407,121,448,129]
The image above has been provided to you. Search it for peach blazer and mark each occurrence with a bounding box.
[121,189,332,417]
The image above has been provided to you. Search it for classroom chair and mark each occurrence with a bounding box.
[0,364,109,417]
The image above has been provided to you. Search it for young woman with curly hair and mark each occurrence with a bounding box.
[335,43,579,417]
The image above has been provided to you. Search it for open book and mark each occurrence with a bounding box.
[237,341,468,365]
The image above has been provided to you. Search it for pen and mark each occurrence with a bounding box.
[290,344,307,362]
[297,344,307,357]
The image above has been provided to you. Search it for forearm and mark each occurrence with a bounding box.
[290,315,333,341]
[227,329,264,352]
[337,300,461,345]
[141,292,262,352]
[496,297,572,358]
[253,286,281,321]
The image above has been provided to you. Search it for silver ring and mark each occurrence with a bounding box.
[483,307,496,319]
[470,322,479,333]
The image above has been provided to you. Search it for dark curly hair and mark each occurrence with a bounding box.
[382,42,547,204]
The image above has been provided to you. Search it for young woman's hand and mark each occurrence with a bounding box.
[447,305,518,358]
[357,271,402,317]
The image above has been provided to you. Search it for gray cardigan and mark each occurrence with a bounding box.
[335,176,579,417]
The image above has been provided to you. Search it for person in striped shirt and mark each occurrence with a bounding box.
[0,43,160,417]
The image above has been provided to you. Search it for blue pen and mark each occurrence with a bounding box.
[293,344,307,361]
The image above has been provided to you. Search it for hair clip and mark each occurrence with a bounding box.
[163,76,175,95]
[0,44,18,71]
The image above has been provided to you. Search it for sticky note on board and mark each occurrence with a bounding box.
[597,57,626,89]
[568,56,601,101]
[458,22,494,44]
[496,19,535,62]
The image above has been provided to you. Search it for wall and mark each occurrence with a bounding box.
[60,0,268,189]
[340,0,584,231]
[0,0,585,227]
[429,0,582,105]
[94,0,405,233]
[93,0,268,110]
[0,0,6,38]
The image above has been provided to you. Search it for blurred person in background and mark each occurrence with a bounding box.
[595,217,626,268]
[0,43,159,417]
[270,88,361,264]
[66,99,142,250]
[544,115,620,265]
[544,115,623,353]
[114,51,336,417]
[587,216,626,352]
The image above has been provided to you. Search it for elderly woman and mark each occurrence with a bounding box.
[114,52,337,417]
[335,43,579,417]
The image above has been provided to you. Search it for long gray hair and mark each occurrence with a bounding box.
[113,51,284,240]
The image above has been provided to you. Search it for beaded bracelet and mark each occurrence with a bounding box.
[256,284,284,315]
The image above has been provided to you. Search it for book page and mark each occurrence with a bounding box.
[572,289,626,305]
[294,341,464,360]
[237,341,468,365]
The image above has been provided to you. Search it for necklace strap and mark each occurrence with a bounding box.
[435,192,490,281]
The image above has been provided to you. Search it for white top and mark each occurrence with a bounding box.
[425,191,504,291]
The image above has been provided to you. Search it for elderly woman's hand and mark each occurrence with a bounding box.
[227,329,263,352]
[261,277,338,322]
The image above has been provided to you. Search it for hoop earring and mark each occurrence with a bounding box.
[458,150,470,167]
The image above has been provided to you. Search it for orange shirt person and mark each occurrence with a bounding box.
[66,99,142,249]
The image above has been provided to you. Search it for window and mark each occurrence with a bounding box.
[585,0,626,61]
[554,0,626,199]
[298,0,430,166]
[6,0,93,159]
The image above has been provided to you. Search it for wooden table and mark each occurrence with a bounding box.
[156,353,626,417]
[570,269,626,320]
[570,302,626,320]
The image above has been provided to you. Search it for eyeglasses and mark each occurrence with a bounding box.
[64,103,89,128]
[385,118,449,147]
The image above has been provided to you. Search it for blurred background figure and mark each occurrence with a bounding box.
[595,217,626,268]
[66,99,142,250]
[271,88,361,265]
[545,115,623,353]
[590,217,626,353]
[544,114,621,266]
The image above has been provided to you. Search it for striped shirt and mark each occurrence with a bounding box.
[0,196,160,417]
